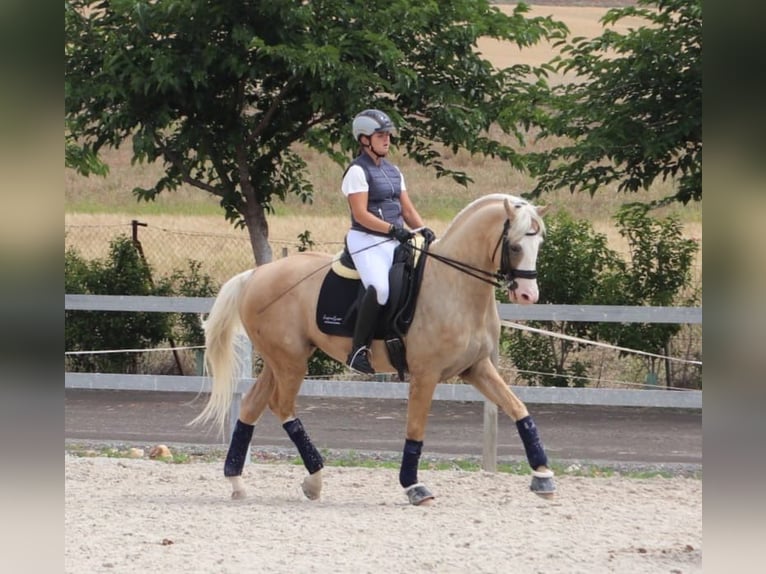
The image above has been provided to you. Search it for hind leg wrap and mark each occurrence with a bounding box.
[224,419,254,477]
[516,415,548,469]
[283,418,324,474]
[399,439,423,488]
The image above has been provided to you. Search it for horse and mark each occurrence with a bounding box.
[192,193,556,505]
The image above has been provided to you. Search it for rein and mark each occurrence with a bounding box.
[418,248,505,288]
[259,217,539,314]
[416,218,539,290]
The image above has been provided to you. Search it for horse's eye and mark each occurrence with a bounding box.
[510,244,522,253]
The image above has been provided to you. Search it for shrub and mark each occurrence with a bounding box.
[501,208,699,388]
[65,236,172,373]
[160,260,217,347]
[65,236,218,374]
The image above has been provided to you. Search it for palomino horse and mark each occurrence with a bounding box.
[193,193,555,505]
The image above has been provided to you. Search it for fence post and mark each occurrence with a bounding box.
[230,332,253,465]
[481,347,499,472]
[482,402,498,472]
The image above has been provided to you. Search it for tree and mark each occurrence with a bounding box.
[525,0,702,205]
[65,0,565,264]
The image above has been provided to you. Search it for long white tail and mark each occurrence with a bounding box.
[190,270,253,434]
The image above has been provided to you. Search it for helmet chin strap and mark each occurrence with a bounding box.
[361,137,387,160]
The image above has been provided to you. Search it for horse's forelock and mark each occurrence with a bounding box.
[508,202,545,243]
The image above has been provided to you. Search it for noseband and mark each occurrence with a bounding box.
[420,218,539,290]
[491,219,539,291]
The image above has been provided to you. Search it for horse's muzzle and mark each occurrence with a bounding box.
[508,279,539,304]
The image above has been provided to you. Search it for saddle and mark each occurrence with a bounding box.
[315,235,429,381]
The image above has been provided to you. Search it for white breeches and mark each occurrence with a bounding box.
[346,229,397,305]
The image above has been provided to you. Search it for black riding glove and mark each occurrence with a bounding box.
[388,224,414,243]
[420,227,436,243]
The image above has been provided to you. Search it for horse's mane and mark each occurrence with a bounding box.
[442,193,545,242]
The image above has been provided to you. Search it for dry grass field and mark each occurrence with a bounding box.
[65,3,700,255]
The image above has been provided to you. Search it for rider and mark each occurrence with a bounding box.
[342,109,436,375]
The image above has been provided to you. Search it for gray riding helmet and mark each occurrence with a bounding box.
[352,109,396,140]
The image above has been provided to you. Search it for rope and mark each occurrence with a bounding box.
[511,367,693,392]
[65,323,700,368]
[65,345,205,356]
[500,320,702,366]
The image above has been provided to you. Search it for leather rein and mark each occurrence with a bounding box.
[416,218,539,290]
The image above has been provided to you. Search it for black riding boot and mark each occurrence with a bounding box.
[346,286,383,375]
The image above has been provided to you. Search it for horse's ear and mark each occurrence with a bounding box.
[536,205,550,217]
[504,198,515,220]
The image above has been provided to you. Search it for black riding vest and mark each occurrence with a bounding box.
[347,153,404,234]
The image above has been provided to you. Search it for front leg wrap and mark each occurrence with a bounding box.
[516,415,556,495]
[283,418,324,474]
[516,415,548,469]
[399,438,423,488]
[400,439,435,505]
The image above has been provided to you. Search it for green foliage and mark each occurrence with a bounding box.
[65,236,173,373]
[65,0,566,264]
[65,237,218,372]
[160,260,217,347]
[525,0,702,205]
[296,230,316,253]
[307,349,346,378]
[501,208,698,387]
[65,141,109,177]
[600,203,699,360]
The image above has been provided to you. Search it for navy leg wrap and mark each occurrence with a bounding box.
[516,415,548,469]
[283,418,324,474]
[224,419,255,477]
[399,439,423,488]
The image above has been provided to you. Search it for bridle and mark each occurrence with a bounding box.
[492,218,540,291]
[418,218,540,291]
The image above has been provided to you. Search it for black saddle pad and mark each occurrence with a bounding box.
[315,269,359,337]
[316,240,428,340]
[317,269,393,339]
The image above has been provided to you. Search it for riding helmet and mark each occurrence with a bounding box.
[352,109,396,140]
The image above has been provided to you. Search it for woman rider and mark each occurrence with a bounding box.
[342,109,436,375]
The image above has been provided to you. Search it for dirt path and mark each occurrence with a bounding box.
[65,455,701,573]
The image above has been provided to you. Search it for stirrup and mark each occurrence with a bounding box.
[346,346,375,375]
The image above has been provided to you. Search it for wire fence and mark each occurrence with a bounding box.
[64,219,344,286]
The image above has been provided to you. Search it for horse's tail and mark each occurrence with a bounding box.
[190,269,253,435]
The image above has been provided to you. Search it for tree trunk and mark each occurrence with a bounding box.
[236,147,273,266]
[242,200,273,266]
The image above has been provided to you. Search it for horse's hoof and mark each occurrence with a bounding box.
[302,471,322,501]
[405,483,435,506]
[530,472,556,498]
[228,475,247,500]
